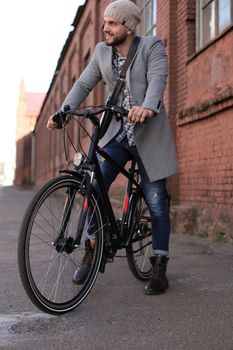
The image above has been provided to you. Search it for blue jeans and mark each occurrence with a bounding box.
[98,136,170,255]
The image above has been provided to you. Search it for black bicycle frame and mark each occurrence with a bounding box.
[74,120,142,248]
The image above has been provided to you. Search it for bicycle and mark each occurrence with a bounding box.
[17,104,153,315]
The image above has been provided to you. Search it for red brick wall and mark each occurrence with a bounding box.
[173,11,233,236]
[14,134,32,186]
[185,32,233,110]
[31,0,233,236]
[34,1,109,184]
[177,110,233,205]
[176,30,233,209]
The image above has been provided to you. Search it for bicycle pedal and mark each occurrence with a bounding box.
[99,256,114,273]
[99,260,106,273]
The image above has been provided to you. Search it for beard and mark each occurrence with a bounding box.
[104,32,128,46]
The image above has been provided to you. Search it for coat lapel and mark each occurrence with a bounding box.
[103,45,116,86]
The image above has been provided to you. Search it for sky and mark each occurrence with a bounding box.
[0,0,85,184]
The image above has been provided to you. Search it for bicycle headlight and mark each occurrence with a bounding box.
[74,152,83,167]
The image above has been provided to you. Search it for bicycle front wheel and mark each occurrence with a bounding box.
[18,175,104,314]
[126,192,152,281]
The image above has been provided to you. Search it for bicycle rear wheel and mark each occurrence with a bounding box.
[18,175,104,314]
[126,192,152,280]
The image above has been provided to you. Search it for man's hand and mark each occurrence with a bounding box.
[47,114,58,130]
[127,106,156,123]
[47,111,67,130]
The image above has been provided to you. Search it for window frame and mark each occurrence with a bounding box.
[138,0,157,36]
[196,0,233,50]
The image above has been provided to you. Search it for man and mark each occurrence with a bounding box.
[47,0,179,295]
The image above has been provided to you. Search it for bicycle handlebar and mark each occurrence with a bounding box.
[69,105,128,118]
[52,104,128,128]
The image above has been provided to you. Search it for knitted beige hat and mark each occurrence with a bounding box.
[104,0,141,31]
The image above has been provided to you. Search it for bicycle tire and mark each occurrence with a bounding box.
[126,192,152,281]
[18,174,104,315]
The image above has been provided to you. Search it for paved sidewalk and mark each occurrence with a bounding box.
[0,185,233,350]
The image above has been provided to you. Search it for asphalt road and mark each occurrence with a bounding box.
[0,185,233,350]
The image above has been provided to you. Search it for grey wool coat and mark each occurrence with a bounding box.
[62,36,179,182]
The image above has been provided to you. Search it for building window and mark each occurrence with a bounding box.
[138,0,156,36]
[196,0,233,50]
[219,0,232,31]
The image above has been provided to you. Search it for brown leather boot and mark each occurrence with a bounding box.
[145,255,169,295]
[72,240,94,285]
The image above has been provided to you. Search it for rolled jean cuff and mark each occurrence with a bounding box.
[153,249,169,256]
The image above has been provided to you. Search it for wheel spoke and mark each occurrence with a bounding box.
[18,176,104,314]
[126,194,152,280]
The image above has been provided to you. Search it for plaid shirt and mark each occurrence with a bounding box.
[112,49,135,145]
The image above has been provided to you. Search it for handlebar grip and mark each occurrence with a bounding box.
[63,105,71,112]
[52,111,67,129]
[113,106,128,117]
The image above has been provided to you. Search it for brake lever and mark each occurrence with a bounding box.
[111,106,128,122]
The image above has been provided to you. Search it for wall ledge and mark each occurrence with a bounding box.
[176,87,233,126]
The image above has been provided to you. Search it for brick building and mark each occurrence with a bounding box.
[14,80,45,186]
[32,0,233,238]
